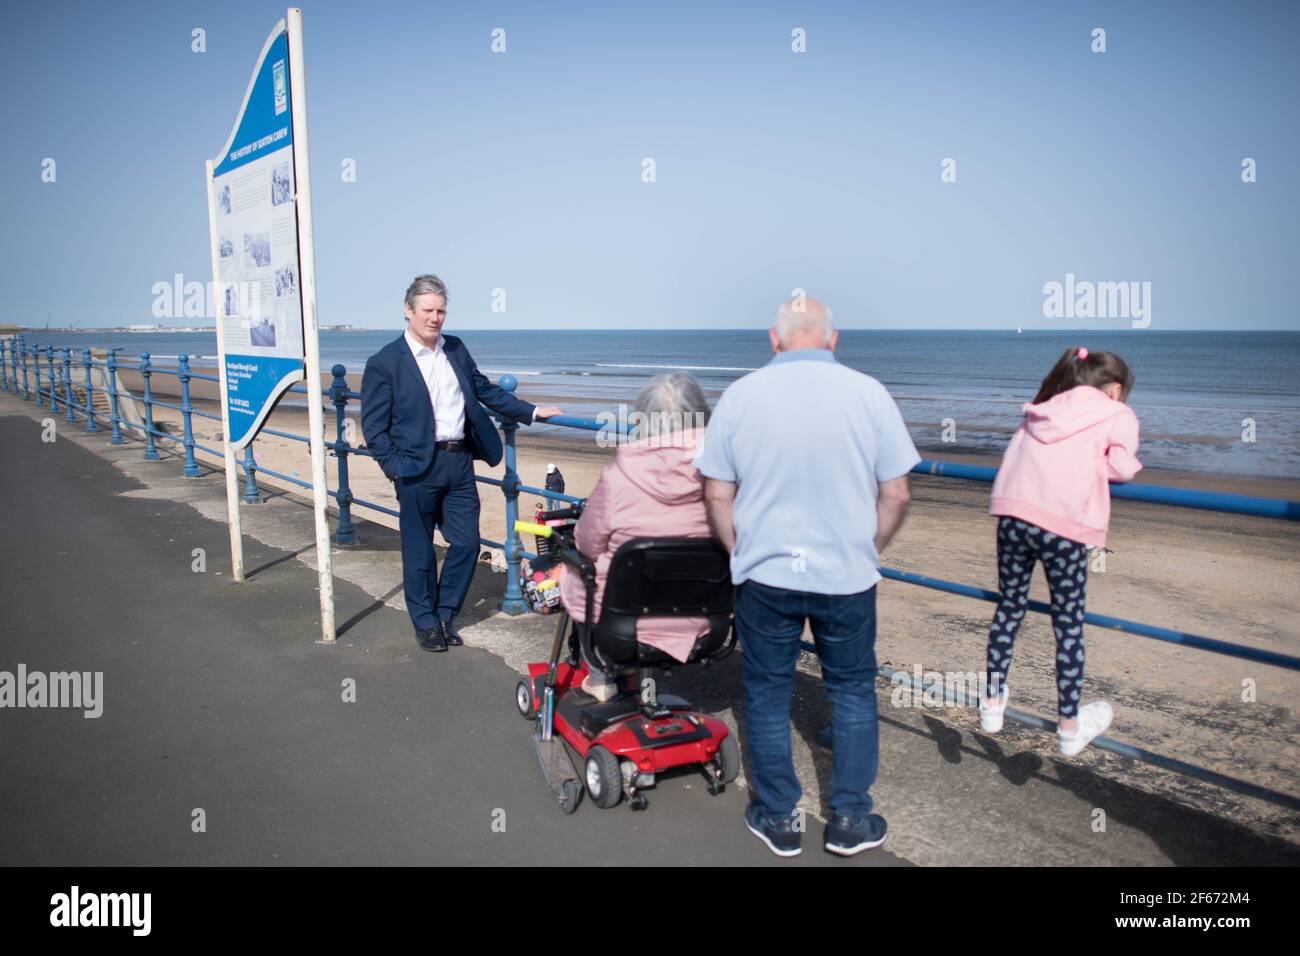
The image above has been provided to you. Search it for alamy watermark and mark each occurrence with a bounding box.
[890,664,993,709]
[1042,273,1151,329]
[595,405,708,448]
[151,273,264,323]
[50,886,150,936]
[1,664,103,718]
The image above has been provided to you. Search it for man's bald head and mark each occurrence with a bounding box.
[772,296,837,353]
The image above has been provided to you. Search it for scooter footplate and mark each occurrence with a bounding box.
[531,733,579,796]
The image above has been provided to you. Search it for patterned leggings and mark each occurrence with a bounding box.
[985,517,1089,718]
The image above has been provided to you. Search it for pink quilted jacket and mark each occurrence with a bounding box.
[560,427,712,662]
[990,386,1142,547]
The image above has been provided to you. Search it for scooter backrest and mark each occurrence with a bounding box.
[598,538,734,618]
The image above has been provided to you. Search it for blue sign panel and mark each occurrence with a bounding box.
[209,19,306,449]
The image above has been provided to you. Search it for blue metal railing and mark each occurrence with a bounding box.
[913,459,1300,522]
[4,332,1298,612]
[3,333,1298,809]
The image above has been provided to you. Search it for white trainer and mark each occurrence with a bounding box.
[979,685,1009,733]
[581,672,619,702]
[1058,701,1113,756]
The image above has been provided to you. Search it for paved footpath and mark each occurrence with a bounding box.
[1,397,1296,866]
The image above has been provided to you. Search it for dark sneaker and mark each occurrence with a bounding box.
[824,812,887,856]
[745,802,802,858]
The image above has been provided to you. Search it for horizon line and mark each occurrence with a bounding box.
[5,326,1296,335]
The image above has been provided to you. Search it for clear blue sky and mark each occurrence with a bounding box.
[1,0,1296,330]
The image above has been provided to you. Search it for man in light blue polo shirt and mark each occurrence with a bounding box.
[694,297,918,858]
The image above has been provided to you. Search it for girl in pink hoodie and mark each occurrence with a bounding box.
[558,374,714,701]
[979,347,1142,756]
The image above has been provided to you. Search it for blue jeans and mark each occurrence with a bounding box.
[735,580,879,818]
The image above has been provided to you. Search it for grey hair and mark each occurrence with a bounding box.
[405,274,448,308]
[631,373,711,439]
[774,298,834,346]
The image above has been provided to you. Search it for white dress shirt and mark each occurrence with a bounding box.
[405,329,466,441]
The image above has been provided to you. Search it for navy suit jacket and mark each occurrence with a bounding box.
[360,333,536,478]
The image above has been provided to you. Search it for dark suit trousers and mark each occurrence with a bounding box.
[395,449,481,630]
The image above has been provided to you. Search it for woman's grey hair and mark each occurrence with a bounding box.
[405,274,448,308]
[631,372,711,439]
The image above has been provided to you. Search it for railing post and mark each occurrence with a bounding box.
[82,349,97,432]
[34,345,44,406]
[140,352,160,460]
[242,443,264,503]
[497,374,528,615]
[32,341,44,406]
[330,364,357,545]
[106,348,124,445]
[177,354,200,477]
[20,337,31,401]
[45,347,56,410]
[61,348,75,422]
[0,339,8,391]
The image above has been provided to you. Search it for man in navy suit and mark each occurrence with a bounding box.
[361,275,562,652]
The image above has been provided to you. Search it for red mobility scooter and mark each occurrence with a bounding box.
[513,506,739,813]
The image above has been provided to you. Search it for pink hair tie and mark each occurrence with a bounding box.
[1076,347,1089,361]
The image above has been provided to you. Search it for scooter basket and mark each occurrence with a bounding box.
[519,503,584,615]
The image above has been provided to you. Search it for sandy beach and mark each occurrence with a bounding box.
[106,367,1300,837]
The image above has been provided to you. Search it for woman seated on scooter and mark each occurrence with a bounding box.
[557,372,713,701]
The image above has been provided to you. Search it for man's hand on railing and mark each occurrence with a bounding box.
[533,406,563,420]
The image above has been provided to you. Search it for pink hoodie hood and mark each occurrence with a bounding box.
[1022,385,1132,444]
[609,428,707,505]
[990,386,1142,548]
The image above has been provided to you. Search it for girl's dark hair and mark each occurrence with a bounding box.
[1032,347,1134,405]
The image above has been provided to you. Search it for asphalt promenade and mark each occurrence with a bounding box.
[1,395,1296,866]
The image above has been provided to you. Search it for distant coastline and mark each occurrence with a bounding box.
[6,325,1299,334]
[3,324,366,334]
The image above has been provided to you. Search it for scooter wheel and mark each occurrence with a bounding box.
[559,779,582,815]
[717,732,741,784]
[584,746,623,809]
[515,678,536,720]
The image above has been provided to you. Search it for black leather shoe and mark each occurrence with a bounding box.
[416,627,448,652]
[439,620,464,647]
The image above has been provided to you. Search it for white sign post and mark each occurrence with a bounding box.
[287,9,336,644]
[205,8,335,642]
[204,157,246,584]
